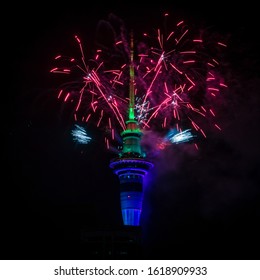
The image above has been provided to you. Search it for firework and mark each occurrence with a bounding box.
[71,124,92,144]
[50,13,228,152]
[166,128,196,144]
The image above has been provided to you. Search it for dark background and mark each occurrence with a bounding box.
[3,1,260,260]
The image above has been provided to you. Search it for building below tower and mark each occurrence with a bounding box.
[80,227,142,259]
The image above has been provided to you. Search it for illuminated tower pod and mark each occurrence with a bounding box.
[109,33,153,226]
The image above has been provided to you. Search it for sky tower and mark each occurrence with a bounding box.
[109,32,153,227]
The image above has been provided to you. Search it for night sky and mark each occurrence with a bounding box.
[4,2,260,260]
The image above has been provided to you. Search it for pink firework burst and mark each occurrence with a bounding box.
[50,13,228,152]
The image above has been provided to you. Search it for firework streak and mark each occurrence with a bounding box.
[50,13,228,151]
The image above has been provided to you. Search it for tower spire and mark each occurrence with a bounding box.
[119,30,142,158]
[128,30,135,121]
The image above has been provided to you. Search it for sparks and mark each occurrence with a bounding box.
[50,13,228,152]
[71,124,92,144]
[166,128,196,144]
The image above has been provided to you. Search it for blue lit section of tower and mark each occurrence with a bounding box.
[109,32,153,226]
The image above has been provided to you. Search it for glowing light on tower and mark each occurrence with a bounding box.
[109,32,153,226]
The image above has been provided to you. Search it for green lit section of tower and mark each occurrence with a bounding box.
[110,32,153,226]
